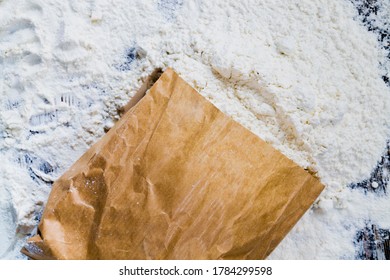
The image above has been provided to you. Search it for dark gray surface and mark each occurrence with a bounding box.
[350,0,390,260]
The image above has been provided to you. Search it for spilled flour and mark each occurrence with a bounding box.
[1,0,390,259]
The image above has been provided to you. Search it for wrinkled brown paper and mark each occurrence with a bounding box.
[22,68,324,260]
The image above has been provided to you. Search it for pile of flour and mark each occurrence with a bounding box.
[0,0,389,259]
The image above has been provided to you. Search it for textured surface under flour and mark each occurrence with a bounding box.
[0,0,389,259]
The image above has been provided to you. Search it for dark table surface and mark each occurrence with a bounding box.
[349,0,390,260]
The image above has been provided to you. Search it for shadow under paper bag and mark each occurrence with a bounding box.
[22,68,324,260]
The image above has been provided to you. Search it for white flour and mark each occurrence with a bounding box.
[0,0,389,259]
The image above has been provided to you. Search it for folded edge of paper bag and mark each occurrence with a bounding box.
[22,68,324,260]
[21,235,56,260]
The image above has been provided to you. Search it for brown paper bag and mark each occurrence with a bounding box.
[22,68,324,260]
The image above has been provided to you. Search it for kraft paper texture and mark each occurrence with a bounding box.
[22,68,324,260]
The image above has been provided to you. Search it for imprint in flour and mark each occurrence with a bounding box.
[157,0,183,21]
[54,40,89,63]
[211,66,315,169]
[116,46,147,72]
[1,52,42,81]
[0,15,44,129]
[25,1,43,15]
[0,16,43,89]
[0,19,40,45]
[1,82,25,124]
[22,52,42,66]
[210,56,301,133]
[17,152,57,184]
[3,96,24,111]
[29,111,58,127]
[55,93,81,107]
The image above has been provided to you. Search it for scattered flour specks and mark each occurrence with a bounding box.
[0,0,389,259]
